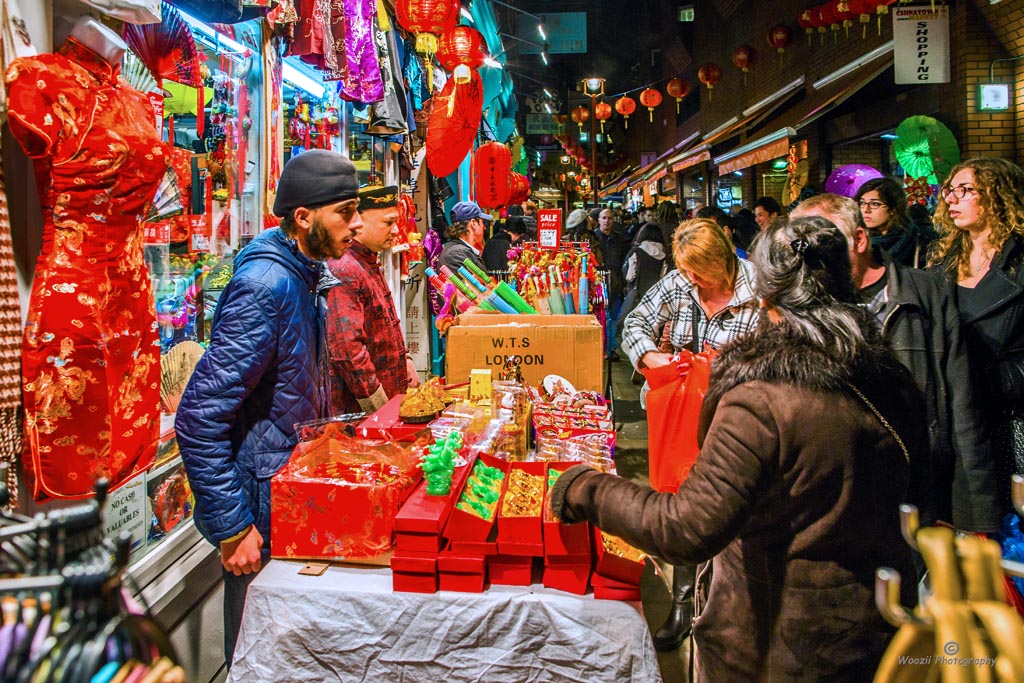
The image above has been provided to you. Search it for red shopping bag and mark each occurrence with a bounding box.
[642,350,713,493]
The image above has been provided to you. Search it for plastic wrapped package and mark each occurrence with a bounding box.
[270,421,427,562]
[534,434,615,473]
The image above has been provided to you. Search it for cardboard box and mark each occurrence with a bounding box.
[445,314,603,391]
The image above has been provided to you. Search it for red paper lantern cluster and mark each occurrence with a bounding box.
[436,26,486,84]
[639,87,662,122]
[731,45,756,86]
[395,0,457,56]
[800,0,894,43]
[665,77,690,114]
[473,141,512,210]
[698,63,723,101]
[614,96,636,128]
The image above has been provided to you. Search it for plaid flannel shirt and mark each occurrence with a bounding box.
[326,242,408,414]
[621,258,759,368]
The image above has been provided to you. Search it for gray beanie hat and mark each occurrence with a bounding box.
[273,150,359,217]
[566,208,588,230]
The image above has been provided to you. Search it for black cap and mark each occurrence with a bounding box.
[358,185,399,212]
[273,150,359,217]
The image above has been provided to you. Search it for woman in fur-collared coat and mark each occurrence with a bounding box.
[550,216,926,682]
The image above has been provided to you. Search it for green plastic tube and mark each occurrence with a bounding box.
[495,281,539,314]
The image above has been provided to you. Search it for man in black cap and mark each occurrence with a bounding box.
[176,149,363,667]
[326,185,420,414]
[440,200,491,273]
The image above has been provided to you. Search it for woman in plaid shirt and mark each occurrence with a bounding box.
[620,217,759,652]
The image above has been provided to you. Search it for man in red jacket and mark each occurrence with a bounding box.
[326,185,420,414]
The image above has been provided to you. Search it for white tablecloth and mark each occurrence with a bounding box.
[227,560,663,683]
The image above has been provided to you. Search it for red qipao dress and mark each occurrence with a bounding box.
[6,38,165,499]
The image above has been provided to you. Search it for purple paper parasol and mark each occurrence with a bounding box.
[825,164,883,198]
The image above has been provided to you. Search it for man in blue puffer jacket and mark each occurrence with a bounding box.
[176,150,362,666]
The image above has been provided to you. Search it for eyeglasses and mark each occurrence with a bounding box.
[857,200,887,211]
[941,185,977,200]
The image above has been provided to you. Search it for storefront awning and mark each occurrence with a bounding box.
[714,127,796,176]
[712,52,893,175]
[670,144,711,173]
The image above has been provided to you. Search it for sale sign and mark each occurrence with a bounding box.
[537,208,563,249]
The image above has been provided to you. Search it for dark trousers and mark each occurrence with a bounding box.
[223,567,261,668]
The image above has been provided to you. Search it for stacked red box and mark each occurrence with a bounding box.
[438,545,487,593]
[443,453,510,542]
[496,461,547,557]
[542,554,591,595]
[391,551,438,593]
[592,572,642,601]
[488,554,535,586]
[393,454,477,555]
[355,394,431,442]
[592,527,647,595]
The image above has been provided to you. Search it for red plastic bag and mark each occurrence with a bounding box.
[642,350,713,493]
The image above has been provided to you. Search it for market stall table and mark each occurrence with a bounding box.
[227,559,663,683]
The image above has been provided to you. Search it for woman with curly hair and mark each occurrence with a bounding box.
[930,157,1024,507]
[854,177,937,267]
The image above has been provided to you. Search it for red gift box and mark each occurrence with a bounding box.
[488,554,535,586]
[395,454,478,536]
[543,463,592,559]
[443,453,510,542]
[496,461,546,547]
[593,528,647,586]
[355,394,431,442]
[448,535,498,556]
[542,558,591,595]
[270,426,422,563]
[395,531,444,553]
[592,572,642,601]
[392,550,438,593]
[438,547,487,593]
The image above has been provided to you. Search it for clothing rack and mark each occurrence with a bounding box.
[0,469,184,682]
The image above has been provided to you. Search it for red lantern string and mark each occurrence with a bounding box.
[472,141,512,209]
[594,101,612,133]
[639,88,662,123]
[614,96,636,129]
[665,77,690,114]
[697,63,722,101]
[731,45,756,86]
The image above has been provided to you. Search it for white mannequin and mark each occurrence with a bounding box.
[68,16,126,66]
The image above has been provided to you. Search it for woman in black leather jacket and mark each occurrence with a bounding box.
[930,157,1024,507]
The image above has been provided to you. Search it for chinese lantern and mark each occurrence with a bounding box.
[436,26,486,84]
[814,4,835,44]
[731,45,756,86]
[472,141,512,209]
[798,9,814,45]
[396,0,458,89]
[508,172,531,205]
[570,105,590,132]
[639,87,662,122]
[847,0,873,38]
[615,96,636,128]
[665,77,690,114]
[767,24,793,63]
[832,0,855,39]
[594,101,612,133]
[698,63,723,101]
[867,0,897,35]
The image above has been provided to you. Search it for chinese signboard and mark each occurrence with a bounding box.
[537,208,563,249]
[893,5,950,84]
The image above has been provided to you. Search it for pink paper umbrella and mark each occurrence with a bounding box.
[825,164,883,198]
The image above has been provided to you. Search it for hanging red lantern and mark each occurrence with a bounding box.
[766,24,793,63]
[697,63,723,101]
[665,77,690,114]
[396,0,458,89]
[570,105,590,132]
[731,45,756,86]
[831,0,855,39]
[813,4,835,44]
[867,0,897,35]
[508,172,531,205]
[472,141,512,209]
[594,101,612,133]
[436,26,486,84]
[639,88,662,122]
[798,9,815,45]
[847,0,874,38]
[615,96,636,128]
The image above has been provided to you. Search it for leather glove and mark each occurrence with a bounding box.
[357,385,389,413]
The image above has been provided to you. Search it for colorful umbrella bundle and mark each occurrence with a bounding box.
[506,245,606,317]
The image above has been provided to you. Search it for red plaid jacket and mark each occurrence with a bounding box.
[326,242,408,414]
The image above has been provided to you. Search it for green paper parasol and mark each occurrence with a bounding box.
[894,115,960,185]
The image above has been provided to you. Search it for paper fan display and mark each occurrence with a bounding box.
[122,49,161,94]
[125,2,202,88]
[145,166,185,223]
[160,341,205,413]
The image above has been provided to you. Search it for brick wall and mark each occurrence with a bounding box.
[973,0,1024,163]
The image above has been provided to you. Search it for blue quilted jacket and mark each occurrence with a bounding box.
[176,228,334,553]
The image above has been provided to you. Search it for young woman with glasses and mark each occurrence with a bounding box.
[930,157,1024,515]
[853,177,937,267]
